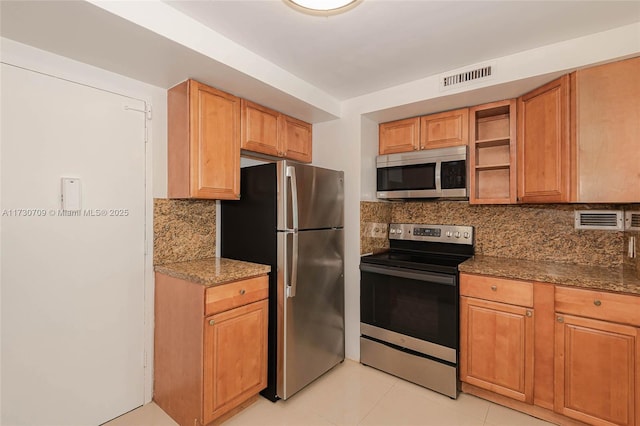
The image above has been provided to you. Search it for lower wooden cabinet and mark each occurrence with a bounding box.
[554,314,639,426]
[203,299,268,424]
[154,273,268,426]
[460,297,534,402]
[461,273,640,426]
[460,274,534,403]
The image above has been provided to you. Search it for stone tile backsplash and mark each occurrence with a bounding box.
[154,198,217,265]
[362,201,640,268]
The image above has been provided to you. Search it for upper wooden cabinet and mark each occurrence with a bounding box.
[379,117,420,154]
[469,100,517,204]
[241,100,312,163]
[241,100,280,157]
[573,56,640,203]
[421,108,469,149]
[281,114,312,163]
[517,75,571,203]
[379,109,468,155]
[168,80,241,200]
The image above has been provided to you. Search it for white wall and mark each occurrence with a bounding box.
[0,38,167,402]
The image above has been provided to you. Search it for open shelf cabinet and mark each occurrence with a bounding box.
[469,100,517,204]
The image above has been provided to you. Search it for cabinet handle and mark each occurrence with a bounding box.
[239,289,246,295]
[526,310,532,317]
[209,319,215,326]
[557,316,564,323]
[593,299,602,307]
[490,285,497,291]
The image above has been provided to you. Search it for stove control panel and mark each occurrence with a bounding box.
[388,223,474,245]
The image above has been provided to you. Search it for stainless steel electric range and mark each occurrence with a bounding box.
[360,223,474,399]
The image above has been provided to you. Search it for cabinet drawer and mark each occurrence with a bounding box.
[555,286,640,327]
[205,275,269,316]
[460,274,533,307]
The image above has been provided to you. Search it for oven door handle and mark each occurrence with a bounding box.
[360,264,456,286]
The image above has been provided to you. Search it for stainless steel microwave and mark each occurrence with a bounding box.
[376,145,468,200]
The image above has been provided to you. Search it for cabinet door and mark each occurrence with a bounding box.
[241,100,280,157]
[460,297,534,403]
[575,57,640,202]
[203,299,268,424]
[379,117,420,154]
[555,314,639,426]
[517,75,571,203]
[281,115,312,163]
[420,108,468,149]
[189,81,241,199]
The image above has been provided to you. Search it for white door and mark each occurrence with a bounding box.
[1,64,146,425]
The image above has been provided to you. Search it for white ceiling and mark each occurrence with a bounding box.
[164,0,640,100]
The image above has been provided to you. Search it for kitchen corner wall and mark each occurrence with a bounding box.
[153,199,217,265]
[361,201,640,268]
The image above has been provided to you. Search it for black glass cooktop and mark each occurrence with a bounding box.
[361,250,471,275]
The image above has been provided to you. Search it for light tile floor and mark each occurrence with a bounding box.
[105,360,555,426]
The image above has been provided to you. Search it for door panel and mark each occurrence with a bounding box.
[280,229,344,399]
[278,162,344,231]
[1,65,145,425]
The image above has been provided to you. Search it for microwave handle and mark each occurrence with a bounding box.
[435,161,442,192]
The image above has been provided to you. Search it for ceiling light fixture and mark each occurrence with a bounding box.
[285,0,361,15]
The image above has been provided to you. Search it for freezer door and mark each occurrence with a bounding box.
[277,228,345,399]
[277,161,344,231]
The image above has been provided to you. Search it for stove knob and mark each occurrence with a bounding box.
[397,229,403,234]
[390,228,396,234]
[463,232,470,239]
[454,232,460,238]
[446,231,452,237]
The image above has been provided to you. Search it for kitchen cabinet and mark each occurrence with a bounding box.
[378,108,468,155]
[420,108,469,150]
[460,274,534,403]
[154,273,268,426]
[469,100,517,204]
[378,117,420,154]
[241,99,312,163]
[517,75,571,203]
[554,286,640,426]
[573,56,640,202]
[168,79,241,200]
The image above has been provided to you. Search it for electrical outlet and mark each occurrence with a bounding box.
[364,222,388,239]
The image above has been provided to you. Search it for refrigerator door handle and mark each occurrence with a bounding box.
[286,165,299,298]
[286,165,299,231]
[289,231,298,298]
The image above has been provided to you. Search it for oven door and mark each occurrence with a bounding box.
[360,263,458,356]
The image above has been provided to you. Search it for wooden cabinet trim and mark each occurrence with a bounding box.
[460,273,533,307]
[205,275,269,316]
[555,286,640,327]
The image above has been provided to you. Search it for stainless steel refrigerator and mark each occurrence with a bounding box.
[221,160,345,401]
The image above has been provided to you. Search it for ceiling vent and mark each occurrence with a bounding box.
[439,63,494,91]
[574,210,624,230]
[625,211,640,231]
